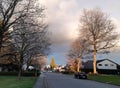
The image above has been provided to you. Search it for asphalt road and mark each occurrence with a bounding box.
[43,72,120,88]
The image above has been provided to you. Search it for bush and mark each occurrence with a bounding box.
[0,71,40,76]
[22,71,41,77]
[0,72,18,76]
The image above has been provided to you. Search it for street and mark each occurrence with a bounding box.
[42,72,120,88]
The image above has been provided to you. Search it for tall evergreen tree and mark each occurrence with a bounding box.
[50,58,56,70]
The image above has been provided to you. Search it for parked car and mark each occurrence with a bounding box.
[74,72,87,79]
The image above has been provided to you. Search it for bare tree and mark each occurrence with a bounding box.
[32,54,48,70]
[25,28,51,71]
[68,37,90,72]
[0,1,50,79]
[79,8,118,74]
[8,0,51,79]
[31,54,47,76]
[0,0,24,50]
[12,16,50,79]
[68,37,90,59]
[0,0,45,53]
[67,58,78,72]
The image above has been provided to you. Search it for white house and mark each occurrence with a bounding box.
[97,59,118,70]
[53,65,65,72]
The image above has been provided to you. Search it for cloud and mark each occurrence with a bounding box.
[111,17,120,33]
[110,17,120,47]
[39,0,80,45]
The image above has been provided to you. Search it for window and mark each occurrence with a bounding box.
[105,64,108,66]
[98,64,102,66]
[110,64,114,66]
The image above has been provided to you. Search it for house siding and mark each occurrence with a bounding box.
[97,60,117,70]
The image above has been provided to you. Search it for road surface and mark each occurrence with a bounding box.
[42,72,120,88]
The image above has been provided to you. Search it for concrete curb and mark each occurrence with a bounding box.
[33,74,49,88]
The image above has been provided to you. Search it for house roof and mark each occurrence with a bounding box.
[82,59,119,69]
[97,59,119,65]
[82,60,93,69]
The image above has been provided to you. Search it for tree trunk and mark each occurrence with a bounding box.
[0,31,3,51]
[77,58,80,72]
[93,43,97,74]
[18,54,23,80]
[18,65,22,80]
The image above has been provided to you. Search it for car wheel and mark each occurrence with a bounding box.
[83,76,87,79]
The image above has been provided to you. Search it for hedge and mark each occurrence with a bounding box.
[0,71,41,76]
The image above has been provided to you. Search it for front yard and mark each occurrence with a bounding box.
[0,76,37,88]
[89,75,120,86]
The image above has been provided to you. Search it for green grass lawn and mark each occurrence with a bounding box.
[0,76,38,88]
[89,75,120,86]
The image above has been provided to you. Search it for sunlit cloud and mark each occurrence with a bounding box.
[39,0,80,45]
[111,17,120,33]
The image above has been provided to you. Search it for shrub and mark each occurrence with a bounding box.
[0,71,40,76]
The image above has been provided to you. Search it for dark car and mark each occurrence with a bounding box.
[74,72,87,79]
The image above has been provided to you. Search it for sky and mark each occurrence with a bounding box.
[39,0,120,65]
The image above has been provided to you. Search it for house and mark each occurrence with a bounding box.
[53,65,65,72]
[97,59,118,70]
[82,60,93,70]
[82,59,120,74]
[82,60,93,73]
[22,64,35,71]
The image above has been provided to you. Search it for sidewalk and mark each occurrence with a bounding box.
[33,74,46,88]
